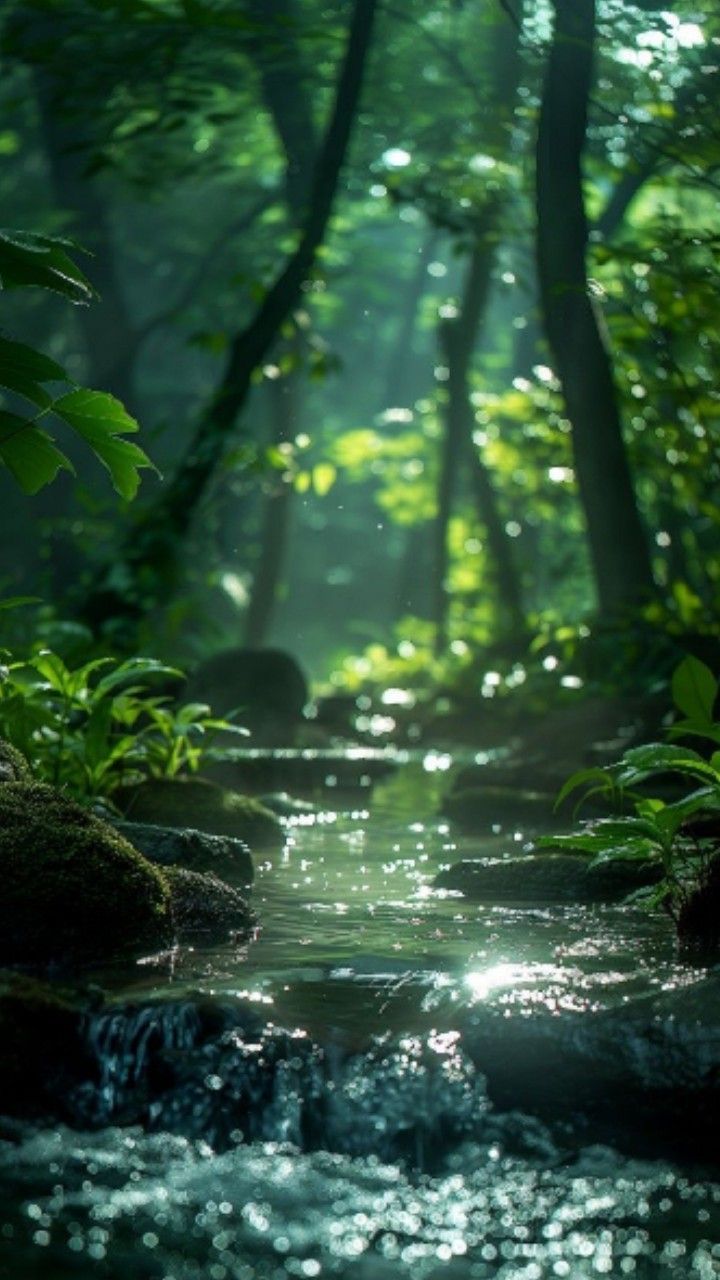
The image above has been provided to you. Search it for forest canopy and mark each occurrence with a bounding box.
[0,0,717,703]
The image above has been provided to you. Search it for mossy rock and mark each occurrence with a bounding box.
[0,970,95,1117]
[115,777,284,849]
[0,738,32,783]
[0,782,173,967]
[165,867,254,943]
[112,818,254,883]
[435,853,662,903]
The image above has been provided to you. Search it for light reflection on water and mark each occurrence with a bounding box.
[101,761,699,1046]
[2,760,720,1278]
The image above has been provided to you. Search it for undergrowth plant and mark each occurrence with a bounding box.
[537,655,720,919]
[0,647,246,804]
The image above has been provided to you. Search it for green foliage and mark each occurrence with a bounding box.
[0,228,155,497]
[0,646,246,803]
[538,656,720,917]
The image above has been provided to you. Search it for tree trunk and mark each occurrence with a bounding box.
[380,230,439,412]
[84,0,378,629]
[34,77,139,408]
[536,0,655,614]
[243,369,299,647]
[433,223,525,652]
[432,6,526,652]
[247,0,318,213]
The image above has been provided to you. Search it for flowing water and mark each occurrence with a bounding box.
[1,756,719,1278]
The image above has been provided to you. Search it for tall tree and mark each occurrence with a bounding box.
[536,0,656,613]
[84,0,378,632]
[431,5,526,650]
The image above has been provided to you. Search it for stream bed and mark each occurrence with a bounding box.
[1,756,719,1278]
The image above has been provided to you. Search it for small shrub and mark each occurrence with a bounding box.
[0,647,246,804]
[537,655,720,923]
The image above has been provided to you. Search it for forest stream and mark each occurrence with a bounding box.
[1,754,719,1280]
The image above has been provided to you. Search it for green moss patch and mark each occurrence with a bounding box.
[0,738,32,783]
[0,782,172,967]
[116,777,283,849]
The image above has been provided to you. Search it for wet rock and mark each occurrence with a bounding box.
[462,973,720,1162]
[442,785,555,832]
[114,777,284,850]
[184,647,308,743]
[164,867,254,944]
[0,971,96,1118]
[0,738,31,783]
[0,782,172,967]
[677,854,720,957]
[112,819,254,884]
[435,853,661,903]
[257,791,318,819]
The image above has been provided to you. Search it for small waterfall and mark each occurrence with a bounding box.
[82,1001,203,1122]
[77,999,502,1168]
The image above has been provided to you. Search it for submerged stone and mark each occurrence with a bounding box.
[114,776,283,849]
[0,782,172,967]
[435,853,661,903]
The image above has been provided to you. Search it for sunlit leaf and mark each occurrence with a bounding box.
[52,389,157,498]
[671,654,717,724]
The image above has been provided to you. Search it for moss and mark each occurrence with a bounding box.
[0,782,173,967]
[0,970,94,1116]
[164,866,254,943]
[0,738,32,783]
[116,777,283,849]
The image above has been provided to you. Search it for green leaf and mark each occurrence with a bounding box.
[93,657,181,696]
[554,766,613,811]
[52,389,157,498]
[312,462,337,496]
[0,411,74,494]
[0,337,68,408]
[536,830,659,860]
[0,596,39,612]
[660,787,720,836]
[672,655,717,724]
[0,229,95,304]
[616,743,720,786]
[0,336,67,385]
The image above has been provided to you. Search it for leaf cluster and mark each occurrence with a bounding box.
[538,655,720,916]
[0,646,246,803]
[0,229,155,497]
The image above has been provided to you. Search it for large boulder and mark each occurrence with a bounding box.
[0,782,173,967]
[185,646,308,743]
[112,819,254,884]
[435,853,661,903]
[114,777,283,850]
